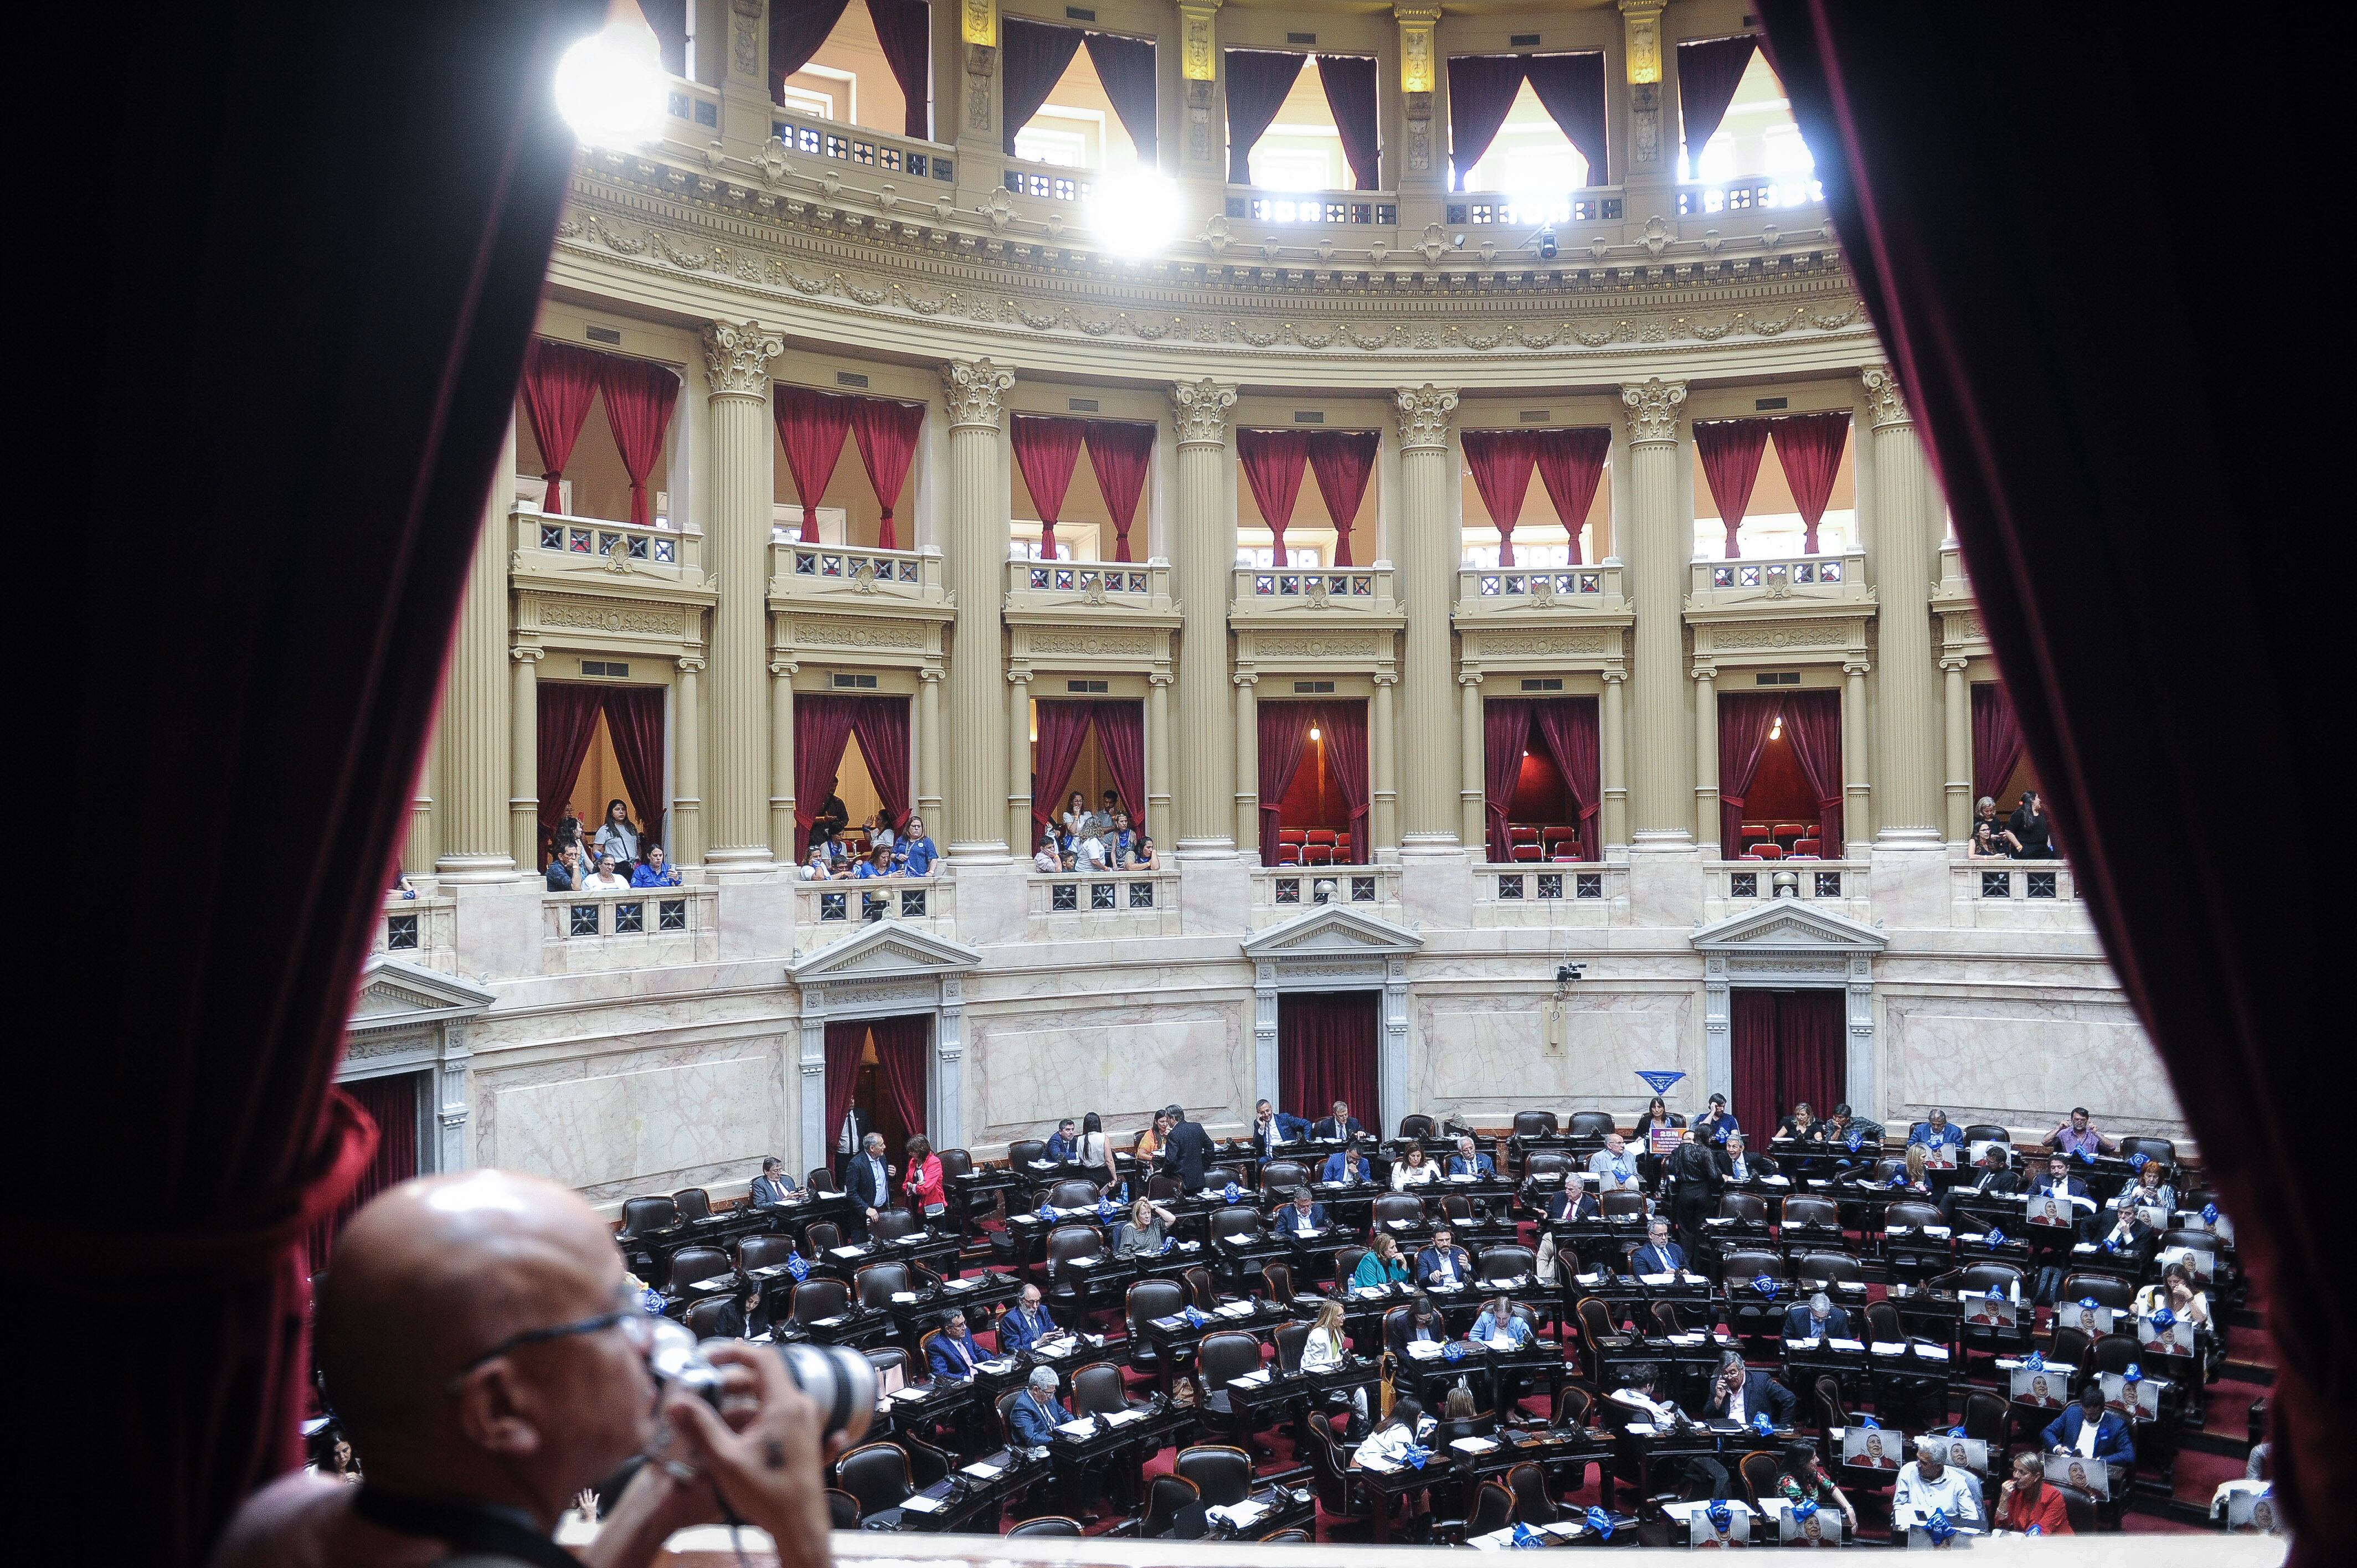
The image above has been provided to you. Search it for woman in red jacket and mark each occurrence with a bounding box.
[1995,1451,2072,1534]
[902,1134,947,1218]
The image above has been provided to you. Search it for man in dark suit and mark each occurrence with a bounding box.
[1700,1349,1795,1426]
[1665,1131,1723,1246]
[1273,1188,1329,1236]
[748,1156,799,1210]
[1310,1100,1364,1141]
[1252,1098,1311,1158]
[843,1131,892,1241]
[2043,1384,2136,1468]
[1712,1133,1777,1183]
[1780,1291,1851,1342]
[927,1309,985,1380]
[999,1285,1063,1357]
[1941,1144,2020,1223]
[1445,1135,1495,1178]
[1322,1145,1373,1184]
[1632,1219,1686,1276]
[1414,1227,1473,1288]
[1157,1105,1215,1191]
[1007,1366,1071,1448]
[1385,1294,1448,1359]
[1045,1119,1080,1163]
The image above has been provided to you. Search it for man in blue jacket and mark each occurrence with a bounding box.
[1415,1227,1474,1288]
[999,1285,1063,1357]
[1780,1291,1851,1342]
[927,1309,984,1380]
[1007,1366,1071,1448]
[1045,1119,1080,1163]
[1632,1219,1686,1276]
[1322,1144,1372,1184]
[1907,1108,1967,1154]
[1445,1135,1495,1178]
[2043,1384,2135,1469]
[1252,1098,1311,1158]
[1273,1188,1329,1236]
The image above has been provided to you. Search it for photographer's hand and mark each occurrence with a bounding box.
[666,1343,840,1568]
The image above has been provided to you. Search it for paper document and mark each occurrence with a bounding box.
[901,1494,944,1513]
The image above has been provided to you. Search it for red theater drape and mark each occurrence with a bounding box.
[793,695,860,857]
[600,685,668,852]
[1524,53,1609,185]
[775,385,852,542]
[1003,18,1085,156]
[1772,411,1849,554]
[598,354,680,527]
[1011,414,1087,556]
[1730,988,1844,1136]
[521,338,602,513]
[304,1072,419,1277]
[1306,430,1377,566]
[845,695,911,831]
[1257,700,1318,866]
[1971,682,2026,807]
[1533,427,1610,563]
[1238,428,1311,562]
[1224,50,1306,184]
[1728,990,1780,1138]
[869,1014,930,1144]
[850,398,924,549]
[1093,700,1146,827]
[1482,697,1533,864]
[1317,54,1381,190]
[1531,697,1601,860]
[1463,429,1538,565]
[1446,55,1526,185]
[1676,34,1758,170]
[1030,700,1094,835]
[1279,991,1379,1128]
[866,0,932,141]
[1084,32,1158,166]
[824,1020,868,1160]
[1084,420,1154,562]
[1696,419,1770,559]
[1780,688,1844,857]
[1318,700,1371,864]
[1715,693,1782,855]
[537,683,609,850]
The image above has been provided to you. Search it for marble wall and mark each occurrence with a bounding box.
[1418,987,1700,1121]
[967,1000,1250,1148]
[1883,992,2185,1137]
[487,1048,776,1196]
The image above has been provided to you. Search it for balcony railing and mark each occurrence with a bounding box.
[1005,558,1171,608]
[542,887,718,971]
[1690,549,1864,597]
[1948,858,2085,931]
[1444,189,1625,228]
[770,542,946,606]
[1227,189,1399,227]
[1458,563,1623,605]
[769,107,955,186]
[1232,564,1394,609]
[374,893,456,969]
[1474,863,1628,926]
[1248,865,1402,929]
[1704,860,1872,924]
[1675,177,1824,216]
[516,509,701,574]
[1025,871,1181,935]
[794,876,957,934]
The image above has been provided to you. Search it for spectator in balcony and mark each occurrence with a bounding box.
[1391,1143,1438,1190]
[629,846,680,886]
[1033,829,1063,873]
[1107,809,1143,866]
[582,853,629,891]
[800,842,842,880]
[2008,787,2055,859]
[1131,834,1160,870]
[894,815,939,876]
[1068,830,1108,873]
[810,779,850,846]
[544,843,584,892]
[593,799,641,868]
[851,843,896,879]
[1973,796,2023,854]
[1969,821,2010,858]
[1060,791,1092,842]
[554,805,585,850]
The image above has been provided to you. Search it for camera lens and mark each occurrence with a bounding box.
[774,1342,877,1445]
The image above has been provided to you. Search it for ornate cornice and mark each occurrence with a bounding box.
[701,319,782,396]
[1170,378,1237,446]
[1861,364,1911,429]
[940,358,1014,428]
[1393,384,1459,450]
[1621,377,1688,445]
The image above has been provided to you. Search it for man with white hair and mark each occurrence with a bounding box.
[1892,1433,1982,1528]
[1006,1365,1071,1450]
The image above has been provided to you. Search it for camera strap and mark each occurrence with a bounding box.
[352,1487,585,1568]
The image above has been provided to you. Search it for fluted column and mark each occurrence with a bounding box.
[1146,672,1174,848]
[1371,672,1398,855]
[405,759,436,876]
[1393,383,1461,847]
[769,657,797,859]
[918,668,945,831]
[1941,656,1972,843]
[437,417,517,880]
[1234,673,1259,855]
[1620,378,1691,845]
[699,321,784,868]
[1170,379,1238,854]
[674,656,706,865]
[1843,659,1870,853]
[508,646,543,872]
[1694,669,1719,852]
[1007,671,1033,857]
[1601,669,1629,852]
[1458,673,1485,853]
[1861,367,1943,844]
[943,358,1017,859]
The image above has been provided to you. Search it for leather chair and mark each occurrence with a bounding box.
[1139,1473,1202,1539]
[995,1389,1032,1447]
[790,1277,851,1325]
[1047,1178,1102,1209]
[833,1442,914,1516]
[869,1208,920,1242]
[1371,1192,1424,1228]
[1505,1460,1560,1523]
[1566,1110,1618,1141]
[1443,1479,1515,1543]
[1175,1443,1255,1507]
[1962,1124,2010,1147]
[619,1196,681,1240]
[1043,1224,1108,1316]
[1721,1250,1785,1340]
[2061,1275,2135,1312]
[738,1234,799,1273]
[1780,1194,1840,1231]
[865,1345,909,1380]
[682,1297,735,1338]
[1553,1384,1593,1427]
[2090,1332,2142,1376]
[1304,1415,1372,1536]
[665,1245,733,1296]
[1273,1321,1311,1375]
[1866,1158,1906,1187]
[901,1433,953,1489]
[672,1188,713,1223]
[1006,1516,1082,1537]
[1524,1151,1572,1185]
[938,1147,974,1181]
[1738,1451,1785,1510]
[1183,1266,1219,1309]
[1479,1244,1537,1283]
[1598,1190,1646,1220]
[854,1261,911,1308]
[2047,1324,2092,1370]
[1262,1261,1295,1302]
[1259,1527,1312,1543]
[825,1488,861,1529]
[1719,1193,1768,1224]
[2119,1136,2176,1168]
[1146,1174,1182,1202]
[1008,1139,1048,1169]
[1794,1251,1862,1289]
[2055,1484,2099,1534]
[1072,1359,1129,1415]
[1962,1390,2010,1445]
[1865,1300,1905,1344]
[805,1167,840,1194]
[1814,1375,1851,1436]
[1124,1279,1185,1370]
[1208,1208,1264,1245]
[1207,1164,1246,1192]
[1888,1200,1947,1230]
[1650,1300,1684,1336]
[1259,1159,1310,1196]
[1513,1110,1560,1139]
[1398,1113,1438,1139]
[1194,1330,1268,1449]
[804,1221,842,1255]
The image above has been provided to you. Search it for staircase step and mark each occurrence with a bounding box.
[2178,1428,2252,1461]
[2219,1358,2275,1386]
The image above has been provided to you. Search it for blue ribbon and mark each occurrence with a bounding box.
[1585,1507,1614,1540]
[1713,1131,1728,1145]
[1038,1200,1057,1221]
[1444,1340,1466,1362]
[638,1286,666,1314]
[1223,1182,1242,1204]
[2026,1350,2045,1371]
[1858,1414,1879,1429]
[2026,1523,2044,1536]
[2152,1308,2175,1328]
[786,1254,809,1282]
[1949,1427,1967,1438]
[2202,1202,2219,1224]
[1511,1523,1544,1550]
[1888,1172,1909,1187]
[2078,1148,2096,1164]
[2078,1297,2099,1309]
[1846,1130,1863,1152]
[1792,1500,1818,1523]
[2123,1363,2143,1385]
[1987,1227,2007,1247]
[2128,1152,2148,1170]
[1183,1306,1208,1327]
[1753,1412,1776,1436]
[1753,1274,1779,1297]
[1160,1235,1176,1254]
[1402,1445,1430,1471]
[1923,1509,1956,1545]
[1706,1503,1732,1529]
[1098,1198,1118,1224]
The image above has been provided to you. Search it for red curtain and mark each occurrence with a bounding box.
[1010,414,1087,556]
[304,1072,420,1277]
[520,338,603,512]
[1696,418,1770,559]
[1094,700,1146,828]
[1030,700,1094,836]
[770,0,855,97]
[866,0,931,140]
[598,354,680,527]
[1003,18,1085,155]
[1971,682,2027,807]
[1728,989,1780,1138]
[1524,53,1609,185]
[1256,700,1319,866]
[1463,429,1538,565]
[1224,50,1307,183]
[1238,427,1311,562]
[1779,689,1844,857]
[1318,701,1371,864]
[1481,697,1532,864]
[869,1014,930,1146]
[1084,33,1157,166]
[1445,55,1526,187]
[1730,989,1844,1135]
[1317,54,1381,190]
[1083,420,1154,562]
[1533,427,1610,564]
[845,696,911,832]
[1715,692,1783,855]
[850,398,925,550]
[1278,991,1378,1128]
[1772,412,1850,554]
[1306,430,1377,566]
[775,385,853,543]
[600,685,668,852]
[1676,35,1758,172]
[792,695,860,858]
[1531,697,1601,861]
[537,683,609,852]
[824,1020,867,1163]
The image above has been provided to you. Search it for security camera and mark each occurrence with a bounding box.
[1537,226,1559,261]
[1556,962,1586,983]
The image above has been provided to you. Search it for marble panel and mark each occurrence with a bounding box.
[1179,857,1252,938]
[1625,849,1706,930]
[958,863,1033,948]
[1865,845,1952,931]
[972,1013,1244,1141]
[1398,848,1474,931]
[492,1053,771,1190]
[450,878,546,981]
[1888,1004,2185,1134]
[717,878,795,963]
[1422,993,1695,1110]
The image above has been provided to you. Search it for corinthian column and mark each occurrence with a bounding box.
[699,321,784,868]
[1861,366,1943,845]
[437,419,516,880]
[1620,377,1691,845]
[943,358,1016,859]
[1170,378,1238,854]
[1393,383,1461,848]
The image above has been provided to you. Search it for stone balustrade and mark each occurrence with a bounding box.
[1023,870,1182,936]
[792,875,958,936]
[541,885,718,972]
[514,508,700,574]
[1703,859,1874,925]
[1247,865,1403,930]
[1473,862,1630,927]
[770,541,945,606]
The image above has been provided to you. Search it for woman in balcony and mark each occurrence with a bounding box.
[1131,834,1160,871]
[1060,790,1092,843]
[1972,796,2023,856]
[629,845,680,888]
[894,815,939,876]
[593,798,642,868]
[863,809,896,857]
[851,843,897,879]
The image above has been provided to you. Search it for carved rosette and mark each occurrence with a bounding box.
[1861,364,1912,429]
[1392,384,1460,450]
[1620,376,1687,445]
[940,358,1015,429]
[1169,378,1238,446]
[701,320,783,397]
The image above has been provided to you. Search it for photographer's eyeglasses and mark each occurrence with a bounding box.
[449,1286,697,1389]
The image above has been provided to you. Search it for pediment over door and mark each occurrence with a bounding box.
[1690,901,1888,957]
[1240,904,1424,961]
[348,955,497,1039]
[788,920,982,985]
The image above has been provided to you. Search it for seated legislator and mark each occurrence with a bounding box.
[1782,1291,1851,1342]
[999,1285,1064,1356]
[1907,1108,1968,1157]
[2089,1204,2160,1263]
[1777,1103,1820,1142]
[1045,1119,1080,1163]
[1273,1188,1330,1237]
[2109,1160,2176,1222]
[1469,1296,1533,1347]
[2044,1383,2136,1468]
[1994,1449,2073,1535]
[1445,1135,1496,1178]
[1775,1442,1860,1535]
[2031,1153,2093,1209]
[2133,1263,2211,1329]
[1354,1232,1413,1287]
[1385,1293,1448,1358]
[927,1310,985,1380]
[1701,1349,1797,1426]
[710,1281,774,1340]
[1589,1133,1641,1193]
[748,1156,799,1208]
[1941,1143,2021,1223]
[2048,1106,2119,1159]
[1252,1098,1311,1157]
[1893,1436,1982,1526]
[1323,1144,1374,1184]
[1114,1198,1177,1257]
[1312,1100,1365,1141]
[1610,1366,1730,1500]
[1392,1143,1439,1190]
[1632,1219,1686,1277]
[1816,1103,1885,1162]
[1714,1132,1777,1182]
[1416,1227,1474,1288]
[1007,1366,1071,1449]
[1693,1092,1740,1146]
[1534,1185,1599,1283]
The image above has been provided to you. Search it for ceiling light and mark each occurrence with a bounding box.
[1309,727,1321,741]
[1086,168,1181,258]
[555,0,668,151]
[1770,716,1783,740]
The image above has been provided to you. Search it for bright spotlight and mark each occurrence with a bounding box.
[555,1,668,151]
[1086,168,1182,257]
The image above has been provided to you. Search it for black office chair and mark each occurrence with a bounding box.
[738,1234,799,1273]
[682,1297,735,1339]
[1794,1251,1862,1290]
[825,1488,860,1529]
[1262,1261,1296,1302]
[1513,1110,1560,1140]
[1175,1443,1255,1507]
[1567,1110,1618,1139]
[869,1208,920,1242]
[672,1187,714,1223]
[1962,1390,2010,1446]
[1398,1114,1438,1139]
[1780,1194,1840,1231]
[1434,1479,1515,1544]
[617,1196,681,1241]
[2118,1136,2176,1168]
[1720,1193,1768,1225]
[1962,1124,2010,1147]
[1479,1244,1537,1283]
[1124,1278,1185,1372]
[1505,1459,1561,1523]
[1137,1473,1202,1538]
[1259,1160,1310,1196]
[1332,1244,1368,1287]
[1524,1151,1572,1185]
[1008,1139,1048,1169]
[1006,1515,1082,1537]
[832,1442,914,1517]
[1071,1359,1130,1416]
[664,1245,733,1296]
[1046,1178,1102,1209]
[1194,1330,1268,1450]
[1304,1414,1373,1538]
[1597,1190,1645,1221]
[853,1261,910,1308]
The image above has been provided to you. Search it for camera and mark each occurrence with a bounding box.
[662,1330,877,1446]
[1556,962,1586,983]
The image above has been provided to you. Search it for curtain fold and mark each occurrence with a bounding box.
[536,684,609,852]
[1775,991,1846,1129]
[866,0,932,140]
[850,398,925,549]
[305,1073,419,1277]
[1481,697,1532,864]
[1256,700,1319,867]
[1523,52,1608,185]
[599,685,668,853]
[1306,430,1377,566]
[520,338,603,513]
[1278,992,1379,1130]
[1530,697,1601,861]
[1971,682,2027,808]
[1695,418,1771,559]
[1727,989,1780,1138]
[1318,700,1371,864]
[1532,426,1612,564]
[1675,34,1758,173]
[1223,50,1307,184]
[596,354,681,527]
[1779,688,1844,857]
[1316,54,1381,190]
[1462,429,1538,565]
[1445,55,1527,187]
[770,0,856,97]
[1029,700,1094,836]
[1771,411,1850,554]
[1083,420,1154,561]
[1714,692,1783,855]
[824,1020,867,1168]
[792,695,860,858]
[774,385,853,543]
[1094,700,1146,827]
[868,1014,930,1147]
[1084,32,1158,166]
[1010,414,1088,557]
[1238,427,1311,563]
[1003,18,1086,156]
[647,0,690,76]
[845,696,912,832]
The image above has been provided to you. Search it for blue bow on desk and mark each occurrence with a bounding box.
[2026,1350,2044,1371]
[1182,1306,1208,1327]
[1706,1503,1732,1529]
[1857,1414,1879,1429]
[1792,1500,1818,1523]
[1402,1445,1430,1471]
[1753,1412,1775,1437]
[2128,1152,2148,1170]
[1510,1523,1544,1549]
[1443,1340,1465,1362]
[1986,1227,2007,1247]
[1846,1130,1863,1152]
[1223,1182,1242,1204]
[1923,1509,1957,1545]
[1098,1198,1118,1224]
[1585,1507,1614,1540]
[1753,1275,1779,1297]
[1038,1200,1057,1222]
[785,1254,809,1282]
[2152,1308,2176,1328]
